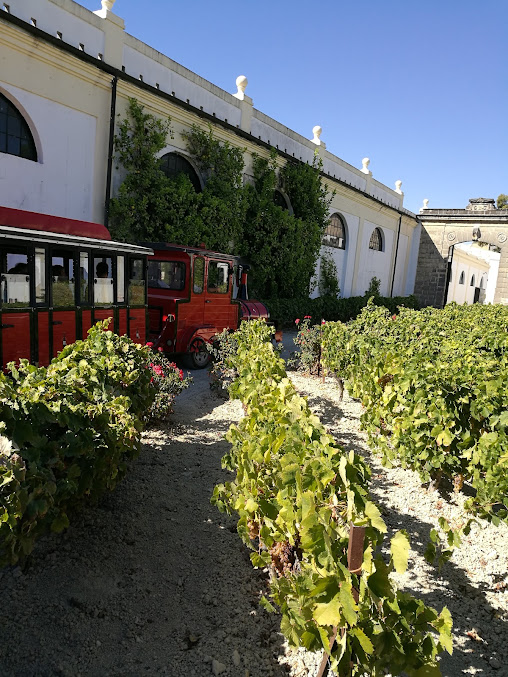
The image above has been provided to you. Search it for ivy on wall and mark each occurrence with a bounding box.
[110,99,333,297]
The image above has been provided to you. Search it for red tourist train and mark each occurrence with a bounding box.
[0,208,268,369]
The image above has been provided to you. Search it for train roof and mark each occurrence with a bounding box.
[143,242,244,263]
[0,207,152,256]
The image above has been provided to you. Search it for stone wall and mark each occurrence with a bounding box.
[414,210,508,307]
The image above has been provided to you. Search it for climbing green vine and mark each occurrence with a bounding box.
[110,99,333,297]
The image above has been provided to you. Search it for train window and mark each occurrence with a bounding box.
[93,256,113,306]
[207,261,229,294]
[1,247,30,307]
[193,257,204,294]
[79,252,90,304]
[129,258,145,305]
[148,260,185,290]
[117,255,125,303]
[35,247,46,305]
[51,250,75,307]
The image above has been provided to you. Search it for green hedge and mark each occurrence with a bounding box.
[0,322,155,567]
[212,320,451,676]
[262,294,420,328]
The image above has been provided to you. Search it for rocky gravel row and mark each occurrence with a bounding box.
[0,345,507,677]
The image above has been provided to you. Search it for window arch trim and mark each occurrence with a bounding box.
[159,151,203,192]
[323,212,347,250]
[369,227,383,251]
[0,91,38,162]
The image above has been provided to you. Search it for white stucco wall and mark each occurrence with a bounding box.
[0,83,96,220]
[447,247,490,305]
[6,0,105,55]
[354,223,394,296]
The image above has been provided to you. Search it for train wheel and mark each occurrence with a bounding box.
[187,338,210,369]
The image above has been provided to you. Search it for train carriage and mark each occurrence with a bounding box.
[0,207,152,369]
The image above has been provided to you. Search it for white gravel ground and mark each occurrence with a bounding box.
[0,335,506,677]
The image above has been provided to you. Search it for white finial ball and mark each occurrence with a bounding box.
[236,75,248,92]
[312,125,322,138]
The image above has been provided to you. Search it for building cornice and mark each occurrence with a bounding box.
[420,211,508,224]
[1,9,417,220]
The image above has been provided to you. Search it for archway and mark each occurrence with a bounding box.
[414,198,508,307]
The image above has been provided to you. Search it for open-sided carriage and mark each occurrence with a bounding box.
[0,207,152,368]
[145,243,269,368]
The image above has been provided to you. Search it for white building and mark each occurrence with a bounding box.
[0,0,421,298]
[447,242,499,305]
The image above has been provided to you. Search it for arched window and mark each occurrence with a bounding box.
[459,271,465,285]
[273,189,289,211]
[160,152,201,192]
[0,93,37,161]
[470,275,475,287]
[480,275,486,289]
[369,227,383,251]
[323,213,346,249]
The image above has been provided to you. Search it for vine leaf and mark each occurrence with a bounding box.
[390,530,410,574]
[365,501,387,533]
[351,627,374,654]
[313,596,342,627]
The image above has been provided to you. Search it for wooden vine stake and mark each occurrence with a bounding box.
[316,523,366,677]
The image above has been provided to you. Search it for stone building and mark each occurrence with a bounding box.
[414,198,508,307]
[1,0,421,298]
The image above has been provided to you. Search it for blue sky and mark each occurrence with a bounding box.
[80,0,507,214]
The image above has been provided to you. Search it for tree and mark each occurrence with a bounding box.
[109,98,174,242]
[497,194,508,210]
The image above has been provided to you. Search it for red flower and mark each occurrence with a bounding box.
[295,318,300,325]
[321,319,326,325]
[158,347,163,352]
[146,342,154,348]
[304,315,312,319]
[392,314,397,320]
[179,370,184,380]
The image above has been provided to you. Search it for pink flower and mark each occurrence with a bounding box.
[304,315,312,319]
[392,314,397,320]
[146,342,154,348]
[158,347,163,352]
[295,319,300,325]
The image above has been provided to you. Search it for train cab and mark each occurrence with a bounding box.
[145,243,269,367]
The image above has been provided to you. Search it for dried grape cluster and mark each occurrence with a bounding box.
[269,538,302,577]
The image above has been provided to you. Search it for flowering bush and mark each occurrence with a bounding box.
[145,344,192,422]
[288,316,323,375]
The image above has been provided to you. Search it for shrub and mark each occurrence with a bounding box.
[0,322,189,567]
[262,294,420,328]
[145,344,192,421]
